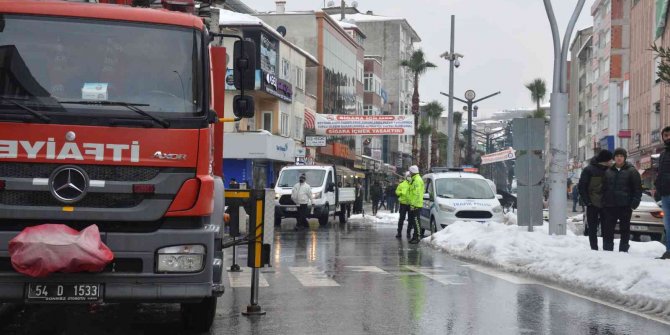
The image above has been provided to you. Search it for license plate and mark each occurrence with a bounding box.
[26,283,101,302]
[630,225,649,232]
[285,207,296,212]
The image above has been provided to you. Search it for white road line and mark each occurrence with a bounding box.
[463,264,670,326]
[344,266,389,274]
[461,264,537,285]
[404,266,467,285]
[289,267,340,287]
[227,271,269,288]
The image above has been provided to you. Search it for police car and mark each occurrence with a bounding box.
[419,168,505,235]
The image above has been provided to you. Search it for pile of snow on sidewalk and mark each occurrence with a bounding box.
[426,213,670,319]
[349,212,399,226]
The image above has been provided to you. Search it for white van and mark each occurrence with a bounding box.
[419,170,505,234]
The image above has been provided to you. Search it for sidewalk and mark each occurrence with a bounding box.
[424,214,670,322]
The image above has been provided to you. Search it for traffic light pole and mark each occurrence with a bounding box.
[440,91,500,166]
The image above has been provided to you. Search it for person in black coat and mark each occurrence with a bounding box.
[654,126,670,259]
[578,150,612,250]
[370,182,383,215]
[602,148,642,252]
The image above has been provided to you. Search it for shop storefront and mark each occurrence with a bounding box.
[223,132,296,189]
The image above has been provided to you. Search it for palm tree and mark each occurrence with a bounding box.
[401,50,437,164]
[525,78,547,117]
[452,111,463,166]
[438,133,449,166]
[417,120,432,173]
[424,101,445,169]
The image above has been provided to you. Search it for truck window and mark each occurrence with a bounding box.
[0,15,203,117]
[327,171,333,185]
[277,170,326,188]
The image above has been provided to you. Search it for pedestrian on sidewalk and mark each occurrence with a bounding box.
[386,182,398,213]
[395,172,412,239]
[291,173,313,231]
[578,149,612,250]
[602,148,642,252]
[572,183,580,212]
[654,126,670,259]
[407,165,425,244]
[353,181,363,214]
[378,184,387,211]
[370,181,382,215]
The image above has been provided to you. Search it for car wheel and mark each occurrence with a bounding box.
[339,204,347,223]
[319,205,330,226]
[430,217,437,235]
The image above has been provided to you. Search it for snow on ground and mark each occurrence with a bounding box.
[425,217,670,320]
[349,211,399,226]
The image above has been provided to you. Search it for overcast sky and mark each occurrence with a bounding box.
[253,0,594,119]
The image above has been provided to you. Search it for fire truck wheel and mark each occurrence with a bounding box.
[181,296,217,332]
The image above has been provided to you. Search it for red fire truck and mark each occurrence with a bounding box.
[0,0,253,331]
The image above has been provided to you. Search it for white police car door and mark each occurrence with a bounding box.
[420,177,433,228]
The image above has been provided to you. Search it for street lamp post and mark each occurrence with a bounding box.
[543,0,586,235]
[441,15,463,169]
[440,90,500,166]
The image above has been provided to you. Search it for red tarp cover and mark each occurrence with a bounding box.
[9,224,114,278]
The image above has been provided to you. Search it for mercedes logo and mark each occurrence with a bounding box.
[49,166,89,204]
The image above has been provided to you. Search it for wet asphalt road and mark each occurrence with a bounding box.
[2,214,670,335]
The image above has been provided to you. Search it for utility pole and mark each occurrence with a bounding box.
[440,90,500,166]
[441,15,462,168]
[543,0,586,235]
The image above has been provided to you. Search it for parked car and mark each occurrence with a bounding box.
[419,170,505,235]
[618,193,665,242]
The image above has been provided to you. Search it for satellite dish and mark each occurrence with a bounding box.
[352,1,358,8]
[327,0,335,7]
[277,26,287,37]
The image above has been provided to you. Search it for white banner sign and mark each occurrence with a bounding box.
[315,115,415,136]
[481,147,516,165]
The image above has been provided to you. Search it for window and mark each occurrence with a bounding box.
[601,85,608,103]
[281,58,290,80]
[293,116,302,139]
[363,105,373,115]
[280,113,289,137]
[604,29,611,45]
[262,112,272,132]
[364,73,373,91]
[655,57,661,84]
[297,67,304,90]
[434,178,495,199]
[357,61,364,83]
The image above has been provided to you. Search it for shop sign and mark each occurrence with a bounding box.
[261,71,293,102]
[305,135,327,147]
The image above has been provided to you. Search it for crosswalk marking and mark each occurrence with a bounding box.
[461,264,536,285]
[344,266,389,274]
[227,271,269,288]
[289,267,340,287]
[404,266,467,285]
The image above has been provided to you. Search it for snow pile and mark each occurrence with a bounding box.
[426,220,670,319]
[349,211,399,226]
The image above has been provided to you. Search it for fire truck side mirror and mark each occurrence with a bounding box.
[233,40,256,91]
[233,95,255,119]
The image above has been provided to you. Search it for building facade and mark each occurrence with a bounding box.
[568,27,594,176]
[213,8,318,188]
[590,0,631,156]
[322,7,421,170]
[256,8,364,169]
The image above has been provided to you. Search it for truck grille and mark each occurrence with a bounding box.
[0,257,143,273]
[0,191,145,208]
[455,211,493,219]
[279,195,295,205]
[0,163,159,181]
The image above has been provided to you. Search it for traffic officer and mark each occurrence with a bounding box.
[407,165,424,244]
[395,171,412,239]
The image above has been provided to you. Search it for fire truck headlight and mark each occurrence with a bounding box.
[156,245,205,273]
